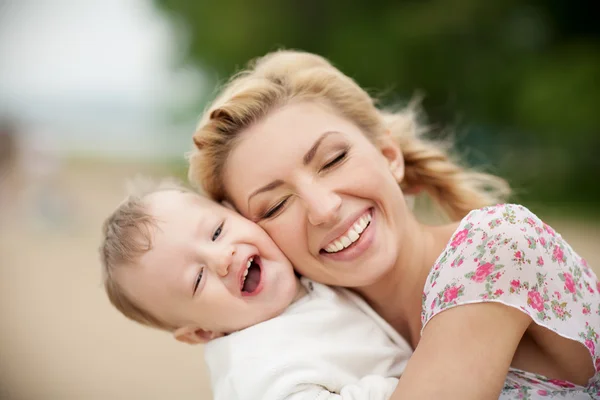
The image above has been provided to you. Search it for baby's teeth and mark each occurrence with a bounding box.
[243,257,254,281]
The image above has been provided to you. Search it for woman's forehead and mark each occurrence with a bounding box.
[229,104,362,163]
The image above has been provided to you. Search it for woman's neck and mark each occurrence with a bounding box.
[356,219,459,349]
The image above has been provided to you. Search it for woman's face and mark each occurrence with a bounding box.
[223,101,410,287]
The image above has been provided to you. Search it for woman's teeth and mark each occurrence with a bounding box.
[324,212,372,253]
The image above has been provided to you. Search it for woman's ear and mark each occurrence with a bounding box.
[173,326,224,345]
[378,131,405,182]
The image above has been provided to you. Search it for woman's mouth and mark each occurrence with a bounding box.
[241,256,262,295]
[321,209,373,255]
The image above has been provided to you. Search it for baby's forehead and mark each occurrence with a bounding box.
[146,190,222,216]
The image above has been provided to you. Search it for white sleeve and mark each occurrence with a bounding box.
[283,375,399,400]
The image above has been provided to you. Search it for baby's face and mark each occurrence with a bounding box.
[118,190,299,339]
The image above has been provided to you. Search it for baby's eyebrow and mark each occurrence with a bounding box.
[194,215,209,238]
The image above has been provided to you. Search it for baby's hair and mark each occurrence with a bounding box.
[99,177,194,331]
[188,49,510,220]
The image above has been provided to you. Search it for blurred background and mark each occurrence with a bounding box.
[0,0,598,399]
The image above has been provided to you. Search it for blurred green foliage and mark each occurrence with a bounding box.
[155,0,599,214]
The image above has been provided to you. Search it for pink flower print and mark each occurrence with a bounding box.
[583,305,591,315]
[494,289,504,296]
[585,282,594,294]
[537,389,549,396]
[543,223,556,236]
[528,290,544,312]
[537,256,544,266]
[547,379,575,388]
[511,280,521,289]
[526,217,536,226]
[554,291,561,300]
[553,245,565,263]
[564,272,575,293]
[472,262,495,283]
[539,236,546,247]
[514,250,522,259]
[443,285,462,303]
[597,281,600,294]
[585,339,595,355]
[430,298,436,310]
[552,303,565,318]
[450,229,469,248]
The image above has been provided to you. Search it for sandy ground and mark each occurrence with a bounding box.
[0,160,598,400]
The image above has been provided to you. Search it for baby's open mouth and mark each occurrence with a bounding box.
[241,256,262,294]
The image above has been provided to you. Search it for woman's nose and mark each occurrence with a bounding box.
[301,182,341,227]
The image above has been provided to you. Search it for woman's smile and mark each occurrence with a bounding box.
[320,208,374,262]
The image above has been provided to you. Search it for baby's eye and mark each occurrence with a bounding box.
[212,222,224,241]
[193,268,204,294]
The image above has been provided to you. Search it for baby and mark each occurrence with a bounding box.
[100,179,412,400]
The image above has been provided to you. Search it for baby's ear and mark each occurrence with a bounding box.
[173,326,224,345]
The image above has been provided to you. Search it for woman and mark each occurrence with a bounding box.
[187,50,599,399]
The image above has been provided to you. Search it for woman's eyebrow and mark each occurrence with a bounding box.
[302,131,340,165]
[248,179,284,202]
[247,131,341,205]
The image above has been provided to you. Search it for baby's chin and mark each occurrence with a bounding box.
[248,280,302,326]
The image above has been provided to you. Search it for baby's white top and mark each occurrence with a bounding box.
[204,278,412,400]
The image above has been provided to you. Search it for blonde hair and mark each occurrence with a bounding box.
[188,50,510,220]
[99,178,193,331]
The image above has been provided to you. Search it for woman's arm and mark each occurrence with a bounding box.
[390,301,531,400]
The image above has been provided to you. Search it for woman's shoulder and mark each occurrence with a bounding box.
[428,203,589,286]
[461,203,544,232]
[422,202,598,330]
[445,203,561,256]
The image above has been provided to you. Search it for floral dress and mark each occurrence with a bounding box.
[422,204,600,399]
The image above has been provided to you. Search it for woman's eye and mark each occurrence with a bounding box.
[193,268,204,294]
[262,198,289,219]
[212,222,224,241]
[321,151,347,171]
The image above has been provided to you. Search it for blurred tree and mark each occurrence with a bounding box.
[155,0,599,212]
